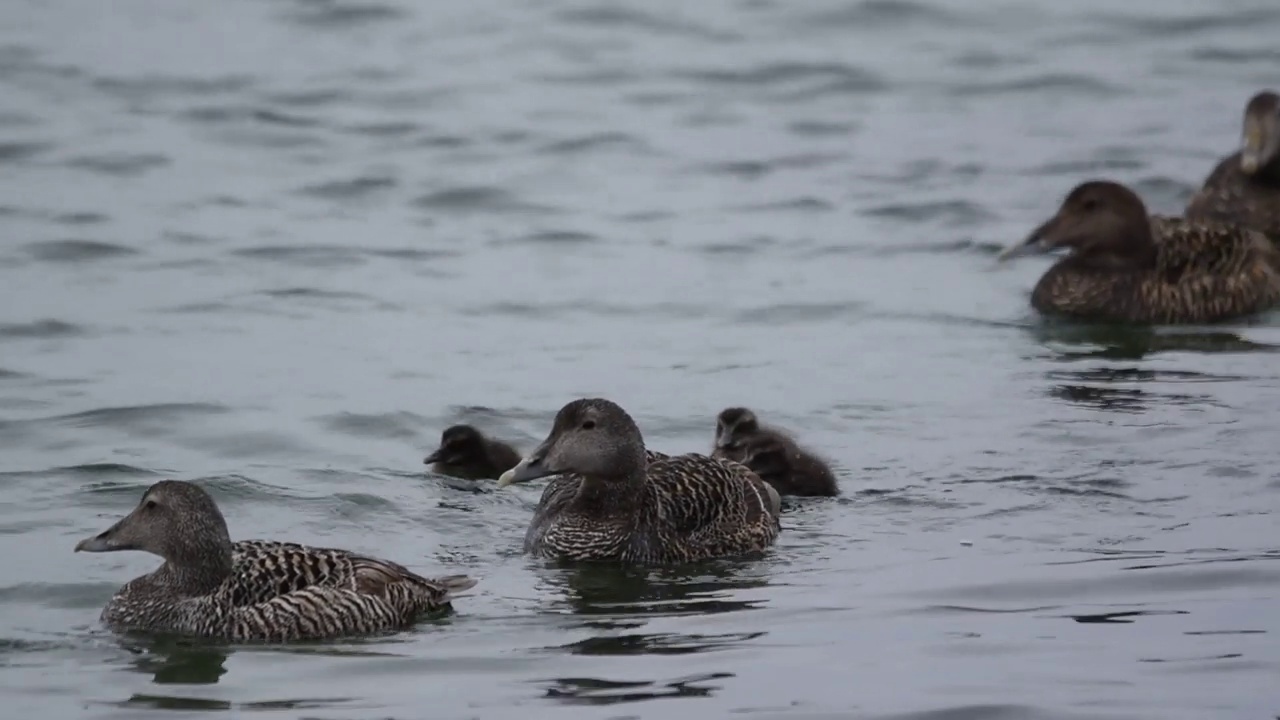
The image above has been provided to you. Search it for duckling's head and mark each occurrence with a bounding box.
[424,424,486,467]
[714,407,760,451]
[1241,90,1280,176]
[498,398,645,486]
[75,480,233,567]
[998,181,1155,266]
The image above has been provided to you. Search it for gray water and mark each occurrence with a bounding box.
[1,0,1279,717]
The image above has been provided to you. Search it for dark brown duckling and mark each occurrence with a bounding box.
[712,407,839,497]
[1185,91,1280,241]
[998,180,1280,324]
[424,424,521,481]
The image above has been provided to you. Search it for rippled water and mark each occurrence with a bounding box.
[2,0,1280,717]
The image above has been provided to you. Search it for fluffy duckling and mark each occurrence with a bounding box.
[76,480,475,641]
[1186,90,1280,240]
[999,180,1280,323]
[712,407,839,497]
[424,424,521,481]
[497,398,780,564]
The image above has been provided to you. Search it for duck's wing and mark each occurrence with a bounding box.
[223,580,465,641]
[228,540,473,608]
[644,454,780,559]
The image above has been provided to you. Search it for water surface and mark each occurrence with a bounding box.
[1,0,1279,717]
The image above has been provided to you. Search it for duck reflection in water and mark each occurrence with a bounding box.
[123,636,229,685]
[539,561,770,654]
[532,562,765,706]
[1028,323,1278,362]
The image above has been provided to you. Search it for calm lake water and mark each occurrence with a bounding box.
[2,0,1279,717]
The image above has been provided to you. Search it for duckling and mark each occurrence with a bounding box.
[424,424,521,481]
[998,180,1280,324]
[497,398,780,563]
[75,480,476,641]
[1186,91,1280,241]
[712,407,839,497]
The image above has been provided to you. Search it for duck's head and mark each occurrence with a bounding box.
[424,424,486,467]
[714,407,760,452]
[1241,90,1280,176]
[498,398,645,486]
[75,480,233,566]
[998,181,1154,265]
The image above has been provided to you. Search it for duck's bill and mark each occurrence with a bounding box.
[423,450,443,465]
[997,221,1056,262]
[74,518,129,553]
[497,455,552,487]
[1242,124,1264,175]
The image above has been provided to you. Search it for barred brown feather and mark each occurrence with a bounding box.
[510,399,781,564]
[1006,181,1280,324]
[77,481,476,642]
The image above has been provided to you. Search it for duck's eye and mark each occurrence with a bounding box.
[143,499,158,510]
[1081,198,1099,211]
[581,420,596,430]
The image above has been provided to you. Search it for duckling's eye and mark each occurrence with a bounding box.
[1082,198,1099,211]
[581,420,596,430]
[143,499,158,510]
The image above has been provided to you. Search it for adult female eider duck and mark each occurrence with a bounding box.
[713,407,839,497]
[496,398,781,563]
[75,480,476,642]
[424,424,521,480]
[1185,90,1280,240]
[998,180,1280,324]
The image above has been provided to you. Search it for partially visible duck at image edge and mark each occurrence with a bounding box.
[999,179,1280,324]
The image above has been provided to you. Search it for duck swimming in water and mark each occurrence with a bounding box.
[424,424,521,481]
[998,180,1280,324]
[1185,90,1280,241]
[713,407,839,497]
[497,398,781,564]
[76,480,475,641]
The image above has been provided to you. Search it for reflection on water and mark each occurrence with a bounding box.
[123,636,229,685]
[546,561,771,620]
[1029,324,1280,361]
[541,672,734,706]
[1045,367,1222,414]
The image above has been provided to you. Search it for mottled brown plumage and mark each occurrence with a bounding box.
[1185,91,1280,241]
[999,180,1280,324]
[497,398,781,564]
[75,480,476,641]
[712,407,839,497]
[424,424,521,481]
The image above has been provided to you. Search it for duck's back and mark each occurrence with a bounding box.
[1032,217,1280,323]
[1185,153,1280,241]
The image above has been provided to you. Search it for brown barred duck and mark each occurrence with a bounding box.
[998,180,1280,324]
[424,424,522,481]
[496,398,780,563]
[75,480,475,642]
[1185,91,1280,241]
[712,407,839,497]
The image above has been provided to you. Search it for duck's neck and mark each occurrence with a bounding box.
[573,468,646,516]
[1255,158,1280,184]
[152,548,234,597]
